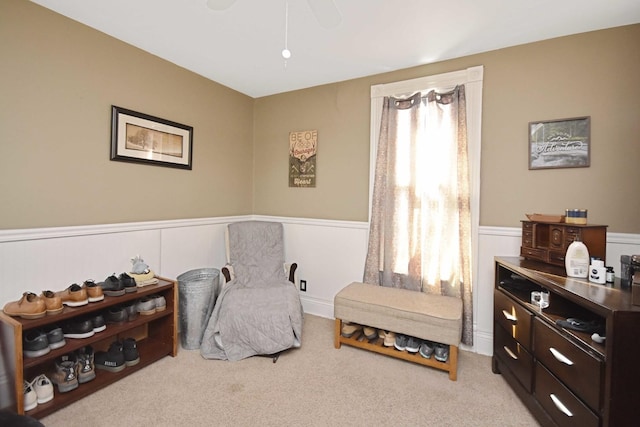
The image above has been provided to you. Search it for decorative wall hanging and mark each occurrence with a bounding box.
[528,116,590,170]
[289,130,317,187]
[111,106,193,170]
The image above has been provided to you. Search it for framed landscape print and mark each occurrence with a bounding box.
[111,106,193,170]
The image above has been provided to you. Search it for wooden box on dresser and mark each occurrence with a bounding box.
[492,257,640,427]
[520,221,607,267]
[0,277,177,419]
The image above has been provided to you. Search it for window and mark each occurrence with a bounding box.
[365,66,483,345]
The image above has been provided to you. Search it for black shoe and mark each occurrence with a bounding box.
[76,346,96,383]
[120,273,137,293]
[23,329,50,358]
[62,318,95,339]
[46,324,66,350]
[123,338,140,366]
[122,301,139,322]
[105,306,126,324]
[95,341,125,373]
[99,274,125,297]
[90,313,106,332]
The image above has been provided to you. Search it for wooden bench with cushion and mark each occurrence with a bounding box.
[333,282,462,380]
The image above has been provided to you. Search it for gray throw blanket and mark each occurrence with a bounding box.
[200,221,303,361]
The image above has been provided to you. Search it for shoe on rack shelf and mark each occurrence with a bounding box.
[77,346,96,384]
[394,334,409,351]
[122,302,138,322]
[363,326,378,341]
[123,338,140,367]
[340,322,362,338]
[406,336,421,353]
[419,340,435,359]
[23,330,50,358]
[382,331,396,347]
[136,296,157,316]
[105,306,126,324]
[434,343,449,362]
[23,380,38,411]
[3,292,46,319]
[120,273,138,293]
[55,284,89,307]
[31,374,54,404]
[90,313,107,333]
[152,294,166,312]
[41,290,63,316]
[99,274,125,297]
[45,325,66,350]
[62,318,95,339]
[51,356,79,393]
[95,341,125,373]
[82,279,104,302]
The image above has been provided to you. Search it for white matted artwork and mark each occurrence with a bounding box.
[111,106,193,170]
[289,130,317,187]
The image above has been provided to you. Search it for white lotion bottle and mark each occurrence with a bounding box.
[565,239,590,278]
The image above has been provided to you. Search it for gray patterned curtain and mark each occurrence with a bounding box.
[363,85,473,345]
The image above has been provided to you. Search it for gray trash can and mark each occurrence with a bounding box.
[177,268,220,350]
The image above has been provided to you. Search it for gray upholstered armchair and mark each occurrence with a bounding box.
[200,221,303,362]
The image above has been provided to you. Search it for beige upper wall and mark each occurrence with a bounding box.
[0,0,254,229]
[2,1,638,233]
[254,24,640,233]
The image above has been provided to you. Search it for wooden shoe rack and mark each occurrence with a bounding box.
[334,320,459,380]
[0,277,177,419]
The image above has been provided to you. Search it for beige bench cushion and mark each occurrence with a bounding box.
[334,282,462,346]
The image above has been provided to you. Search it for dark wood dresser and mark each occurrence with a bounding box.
[493,257,640,427]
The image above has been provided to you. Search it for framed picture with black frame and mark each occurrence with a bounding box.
[110,106,193,170]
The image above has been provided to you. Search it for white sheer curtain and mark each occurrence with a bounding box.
[364,85,473,345]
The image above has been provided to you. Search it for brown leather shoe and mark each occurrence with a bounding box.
[41,290,63,315]
[55,284,89,307]
[3,292,46,319]
[82,280,104,303]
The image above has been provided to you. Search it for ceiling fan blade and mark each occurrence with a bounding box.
[306,0,342,28]
[205,0,237,11]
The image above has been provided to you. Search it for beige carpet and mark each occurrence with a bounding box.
[41,315,538,427]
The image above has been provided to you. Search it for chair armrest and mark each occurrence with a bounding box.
[285,262,298,284]
[222,264,234,283]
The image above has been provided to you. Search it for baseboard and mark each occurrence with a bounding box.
[473,329,493,356]
[300,295,334,320]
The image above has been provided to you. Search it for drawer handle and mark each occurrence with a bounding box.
[503,346,518,360]
[550,394,574,417]
[549,347,574,366]
[501,310,517,323]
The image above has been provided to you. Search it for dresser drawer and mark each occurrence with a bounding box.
[548,250,566,266]
[494,290,533,349]
[534,318,603,412]
[494,323,533,392]
[520,246,547,262]
[535,363,599,427]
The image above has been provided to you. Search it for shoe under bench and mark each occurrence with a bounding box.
[333,282,462,381]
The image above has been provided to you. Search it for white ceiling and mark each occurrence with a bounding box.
[31,0,640,98]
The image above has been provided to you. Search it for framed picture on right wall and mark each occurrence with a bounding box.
[528,116,590,170]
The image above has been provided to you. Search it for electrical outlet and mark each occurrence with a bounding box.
[299,279,307,292]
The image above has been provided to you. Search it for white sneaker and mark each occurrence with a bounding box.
[23,380,37,411]
[152,294,166,312]
[32,374,54,404]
